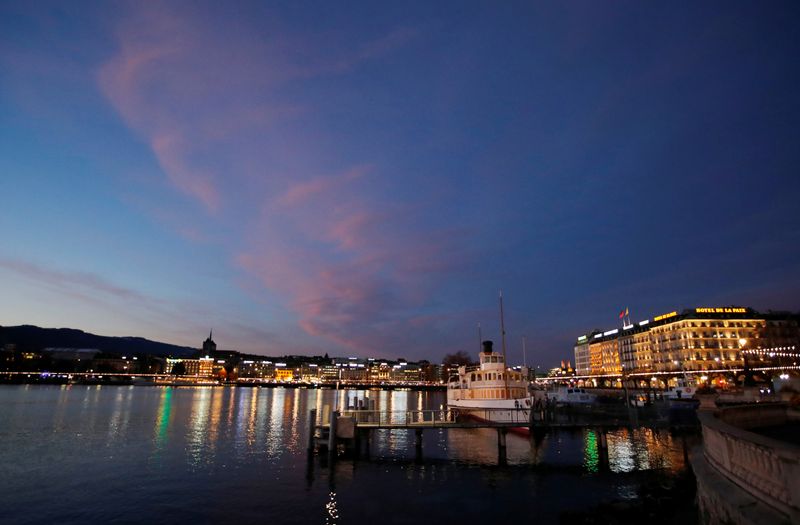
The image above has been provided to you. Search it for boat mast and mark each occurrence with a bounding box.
[500,291,510,398]
[522,335,527,368]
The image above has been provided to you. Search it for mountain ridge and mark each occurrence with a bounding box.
[0,325,197,357]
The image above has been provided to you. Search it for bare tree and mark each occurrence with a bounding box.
[442,351,474,368]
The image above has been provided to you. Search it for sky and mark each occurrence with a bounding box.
[1,1,799,366]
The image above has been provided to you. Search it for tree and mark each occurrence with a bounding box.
[170,361,186,376]
[442,351,474,368]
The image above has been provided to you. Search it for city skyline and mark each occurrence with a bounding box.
[2,1,799,364]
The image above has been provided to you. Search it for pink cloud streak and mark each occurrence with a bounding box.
[95,4,469,356]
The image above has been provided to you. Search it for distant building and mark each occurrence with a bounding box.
[166,357,201,376]
[573,307,800,376]
[274,364,294,381]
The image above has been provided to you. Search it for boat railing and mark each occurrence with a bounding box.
[336,409,460,425]
[333,407,534,426]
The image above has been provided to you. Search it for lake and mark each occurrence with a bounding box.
[0,385,698,524]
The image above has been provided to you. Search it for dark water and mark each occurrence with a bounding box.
[0,385,696,524]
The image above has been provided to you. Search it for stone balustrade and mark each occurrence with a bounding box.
[698,403,800,524]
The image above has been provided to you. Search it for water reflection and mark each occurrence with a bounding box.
[266,387,286,457]
[107,387,133,446]
[154,387,172,449]
[606,428,684,473]
[325,491,339,524]
[583,430,600,473]
[0,386,696,525]
[188,387,212,468]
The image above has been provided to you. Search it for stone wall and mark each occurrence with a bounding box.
[695,404,800,524]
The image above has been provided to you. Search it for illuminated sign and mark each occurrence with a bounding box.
[653,311,678,322]
[695,307,747,314]
[577,335,588,343]
[593,334,602,339]
[639,320,650,326]
[603,329,618,336]
[623,324,634,330]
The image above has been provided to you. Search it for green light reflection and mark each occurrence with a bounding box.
[584,429,599,473]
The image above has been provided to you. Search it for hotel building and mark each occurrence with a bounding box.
[574,307,800,376]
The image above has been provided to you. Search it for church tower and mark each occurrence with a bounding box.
[203,330,217,355]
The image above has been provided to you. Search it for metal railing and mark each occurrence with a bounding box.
[324,407,540,427]
[334,409,458,426]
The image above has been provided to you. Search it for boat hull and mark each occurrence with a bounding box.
[448,398,534,435]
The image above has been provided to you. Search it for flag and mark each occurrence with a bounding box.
[619,310,625,319]
[625,307,629,316]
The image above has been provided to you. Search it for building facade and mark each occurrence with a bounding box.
[574,307,800,376]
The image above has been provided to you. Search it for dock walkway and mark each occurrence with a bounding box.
[309,406,693,465]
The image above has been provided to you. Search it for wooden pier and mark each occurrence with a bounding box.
[308,405,691,465]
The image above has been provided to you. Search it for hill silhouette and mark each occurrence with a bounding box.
[0,325,197,357]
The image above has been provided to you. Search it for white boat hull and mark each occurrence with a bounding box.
[448,397,534,426]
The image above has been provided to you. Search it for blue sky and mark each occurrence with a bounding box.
[1,1,799,365]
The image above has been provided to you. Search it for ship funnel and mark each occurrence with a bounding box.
[482,340,494,354]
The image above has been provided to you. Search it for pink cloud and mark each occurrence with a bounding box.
[276,165,371,209]
[95,4,469,356]
[235,164,476,356]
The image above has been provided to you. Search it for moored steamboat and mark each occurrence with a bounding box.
[447,340,537,428]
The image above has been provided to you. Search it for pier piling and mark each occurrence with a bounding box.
[328,410,339,460]
[307,409,317,452]
[497,428,507,465]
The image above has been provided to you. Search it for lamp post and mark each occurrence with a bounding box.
[739,338,754,387]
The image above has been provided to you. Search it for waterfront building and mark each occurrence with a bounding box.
[574,338,590,375]
[319,363,340,381]
[237,359,275,378]
[574,307,800,376]
[300,363,320,382]
[340,364,368,381]
[166,357,201,376]
[198,356,215,377]
[368,361,392,381]
[274,364,294,381]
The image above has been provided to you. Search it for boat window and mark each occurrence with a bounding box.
[567,389,573,394]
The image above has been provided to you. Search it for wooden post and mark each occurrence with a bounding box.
[415,429,423,462]
[328,410,339,459]
[528,406,535,436]
[351,419,359,457]
[497,428,507,465]
[307,408,317,452]
[598,429,609,472]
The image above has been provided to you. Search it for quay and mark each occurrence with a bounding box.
[691,402,800,524]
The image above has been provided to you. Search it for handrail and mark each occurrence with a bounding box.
[328,407,534,426]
